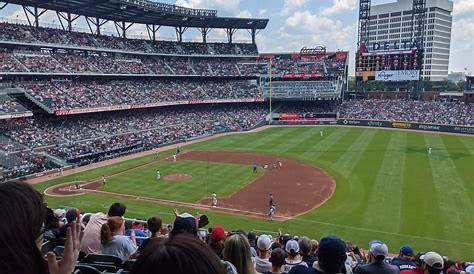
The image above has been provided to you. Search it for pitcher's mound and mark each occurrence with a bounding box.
[164,173,192,182]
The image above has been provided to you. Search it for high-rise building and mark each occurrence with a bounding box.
[368,0,453,81]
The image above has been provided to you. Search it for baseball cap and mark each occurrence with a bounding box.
[257,234,272,251]
[420,252,444,269]
[53,208,66,218]
[369,240,389,258]
[285,239,300,254]
[198,215,209,228]
[400,245,414,256]
[317,236,347,260]
[65,208,79,223]
[465,265,474,274]
[211,225,226,242]
[171,214,197,236]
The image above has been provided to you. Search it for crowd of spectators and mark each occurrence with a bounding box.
[1,185,473,274]
[0,22,258,56]
[21,79,261,111]
[0,103,267,179]
[339,99,474,126]
[0,50,347,78]
[0,94,30,115]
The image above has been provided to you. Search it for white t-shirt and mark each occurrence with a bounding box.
[283,258,308,272]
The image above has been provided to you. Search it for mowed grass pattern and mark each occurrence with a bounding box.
[37,127,474,260]
[102,160,261,202]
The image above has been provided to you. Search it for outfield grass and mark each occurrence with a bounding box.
[36,127,474,260]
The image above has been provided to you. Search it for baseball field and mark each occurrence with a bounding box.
[35,126,474,260]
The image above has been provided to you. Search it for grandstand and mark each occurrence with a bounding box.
[0,1,473,274]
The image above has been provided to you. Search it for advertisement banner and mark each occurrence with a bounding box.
[337,119,474,135]
[375,70,420,81]
[55,98,265,116]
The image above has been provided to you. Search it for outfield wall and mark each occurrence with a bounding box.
[337,119,474,135]
[273,119,474,135]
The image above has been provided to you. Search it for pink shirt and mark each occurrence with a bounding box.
[80,212,107,254]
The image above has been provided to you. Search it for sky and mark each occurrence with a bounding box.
[0,0,473,75]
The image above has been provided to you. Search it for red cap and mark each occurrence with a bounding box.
[211,225,226,242]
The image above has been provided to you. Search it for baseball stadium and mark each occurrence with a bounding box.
[0,0,473,274]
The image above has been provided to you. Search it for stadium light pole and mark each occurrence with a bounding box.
[268,58,273,120]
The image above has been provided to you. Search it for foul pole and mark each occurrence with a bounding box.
[268,58,273,118]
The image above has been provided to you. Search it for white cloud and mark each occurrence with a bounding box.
[321,0,358,15]
[281,0,308,16]
[452,0,474,16]
[449,17,474,72]
[258,9,268,16]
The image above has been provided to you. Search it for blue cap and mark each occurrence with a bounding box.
[400,245,414,256]
[318,236,347,260]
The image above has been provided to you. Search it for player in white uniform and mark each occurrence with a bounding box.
[156,170,161,180]
[428,147,432,155]
[320,130,324,137]
[268,194,276,220]
[211,193,218,207]
[172,154,177,162]
[102,175,106,186]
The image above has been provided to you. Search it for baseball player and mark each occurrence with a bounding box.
[172,154,177,162]
[268,193,276,220]
[177,146,181,155]
[320,130,324,137]
[277,161,282,169]
[252,163,258,173]
[211,193,218,207]
[263,163,269,169]
[59,167,63,176]
[102,175,106,186]
[428,147,432,155]
[156,170,161,180]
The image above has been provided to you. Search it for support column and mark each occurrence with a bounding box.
[85,17,108,35]
[175,27,188,43]
[23,6,47,27]
[57,12,80,31]
[226,28,236,44]
[199,27,211,43]
[146,24,160,41]
[114,21,134,39]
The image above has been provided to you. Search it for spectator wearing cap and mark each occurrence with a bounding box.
[255,234,273,273]
[354,240,399,274]
[420,252,444,274]
[58,208,80,238]
[391,246,417,272]
[267,248,289,274]
[289,236,348,274]
[209,225,226,258]
[197,215,210,242]
[170,212,197,237]
[283,239,308,272]
[299,237,317,267]
[81,202,127,254]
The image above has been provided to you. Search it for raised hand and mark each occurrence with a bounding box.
[47,220,81,274]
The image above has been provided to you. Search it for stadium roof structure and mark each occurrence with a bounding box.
[1,0,268,43]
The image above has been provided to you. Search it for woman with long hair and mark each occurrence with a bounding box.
[132,233,227,274]
[0,181,81,274]
[223,233,257,274]
[101,216,137,262]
